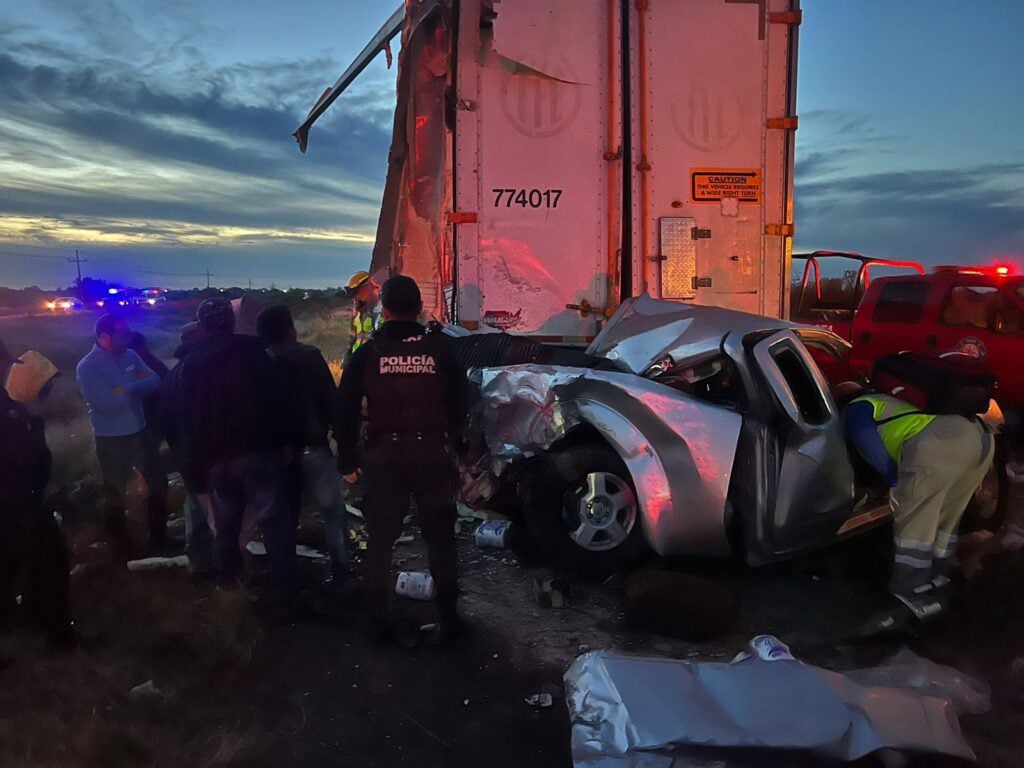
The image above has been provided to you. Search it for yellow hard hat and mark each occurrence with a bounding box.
[346,270,371,292]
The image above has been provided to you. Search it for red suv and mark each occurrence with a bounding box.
[849,266,1024,410]
[791,251,925,341]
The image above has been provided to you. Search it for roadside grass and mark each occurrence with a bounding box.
[0,559,269,768]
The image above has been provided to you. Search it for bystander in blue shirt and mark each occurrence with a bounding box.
[76,344,159,437]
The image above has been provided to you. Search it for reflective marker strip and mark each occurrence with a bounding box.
[894,554,933,569]
[894,537,933,552]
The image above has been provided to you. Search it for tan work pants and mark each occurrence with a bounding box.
[890,416,994,596]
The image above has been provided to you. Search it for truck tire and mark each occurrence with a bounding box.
[523,445,647,578]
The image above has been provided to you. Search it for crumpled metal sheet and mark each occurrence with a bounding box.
[564,651,976,767]
[479,364,742,557]
[587,294,793,375]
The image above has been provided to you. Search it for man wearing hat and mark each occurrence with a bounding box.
[76,313,167,555]
[334,275,468,644]
[343,270,380,365]
[178,298,297,595]
[0,340,76,650]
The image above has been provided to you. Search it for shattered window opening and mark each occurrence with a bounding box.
[653,355,746,411]
[770,346,829,425]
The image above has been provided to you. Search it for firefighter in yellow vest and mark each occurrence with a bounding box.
[842,387,994,628]
[344,270,380,365]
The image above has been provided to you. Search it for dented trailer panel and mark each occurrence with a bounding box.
[453,0,799,336]
[455,0,611,336]
[296,0,798,337]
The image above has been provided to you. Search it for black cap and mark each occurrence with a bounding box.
[256,304,294,345]
[196,297,235,332]
[0,340,23,365]
[380,275,422,316]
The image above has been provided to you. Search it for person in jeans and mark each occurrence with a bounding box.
[257,305,350,583]
[76,314,168,556]
[159,321,214,577]
[334,275,468,645]
[178,297,296,593]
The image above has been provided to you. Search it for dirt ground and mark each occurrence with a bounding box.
[1,308,1023,768]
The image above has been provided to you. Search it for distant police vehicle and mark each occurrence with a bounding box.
[45,296,83,312]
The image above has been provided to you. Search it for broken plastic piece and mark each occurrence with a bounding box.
[524,693,553,708]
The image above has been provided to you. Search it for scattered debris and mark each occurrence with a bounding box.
[395,571,436,601]
[128,680,162,701]
[396,535,415,545]
[524,693,553,708]
[474,520,512,548]
[244,541,328,560]
[533,577,569,609]
[126,555,189,572]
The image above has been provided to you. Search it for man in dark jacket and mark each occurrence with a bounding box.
[334,275,468,644]
[160,322,214,576]
[257,305,350,582]
[0,340,75,650]
[179,298,296,591]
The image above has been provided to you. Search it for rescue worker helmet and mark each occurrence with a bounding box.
[346,270,371,293]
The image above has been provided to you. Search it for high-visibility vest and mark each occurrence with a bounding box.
[851,394,937,463]
[350,310,377,354]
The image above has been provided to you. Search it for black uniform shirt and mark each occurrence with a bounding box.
[333,321,468,475]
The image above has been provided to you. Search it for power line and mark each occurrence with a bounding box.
[68,249,88,299]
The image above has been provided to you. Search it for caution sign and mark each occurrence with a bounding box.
[691,168,761,203]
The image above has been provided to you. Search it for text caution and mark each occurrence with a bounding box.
[691,168,761,203]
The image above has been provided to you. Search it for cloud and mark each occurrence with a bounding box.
[0,10,397,287]
[796,163,1024,263]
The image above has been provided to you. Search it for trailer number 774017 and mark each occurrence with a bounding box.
[492,188,563,208]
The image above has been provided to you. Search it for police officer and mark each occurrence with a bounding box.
[334,276,468,644]
[343,270,380,365]
[842,382,994,631]
[0,340,76,650]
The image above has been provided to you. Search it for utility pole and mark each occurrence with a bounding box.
[204,269,213,289]
[248,278,253,291]
[68,249,88,298]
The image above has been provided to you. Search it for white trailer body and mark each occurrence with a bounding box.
[296,0,800,338]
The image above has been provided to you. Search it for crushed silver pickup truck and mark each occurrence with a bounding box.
[461,295,891,575]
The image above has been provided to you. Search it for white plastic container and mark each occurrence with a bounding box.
[749,634,795,662]
[395,571,436,601]
[474,520,512,549]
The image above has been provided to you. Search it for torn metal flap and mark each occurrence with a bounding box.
[293,3,406,152]
[587,294,793,375]
[485,0,585,83]
[564,650,976,767]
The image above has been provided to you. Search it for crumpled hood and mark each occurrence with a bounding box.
[586,294,793,375]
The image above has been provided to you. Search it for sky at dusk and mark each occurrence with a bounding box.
[0,0,1021,290]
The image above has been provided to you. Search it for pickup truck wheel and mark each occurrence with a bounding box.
[524,445,646,577]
